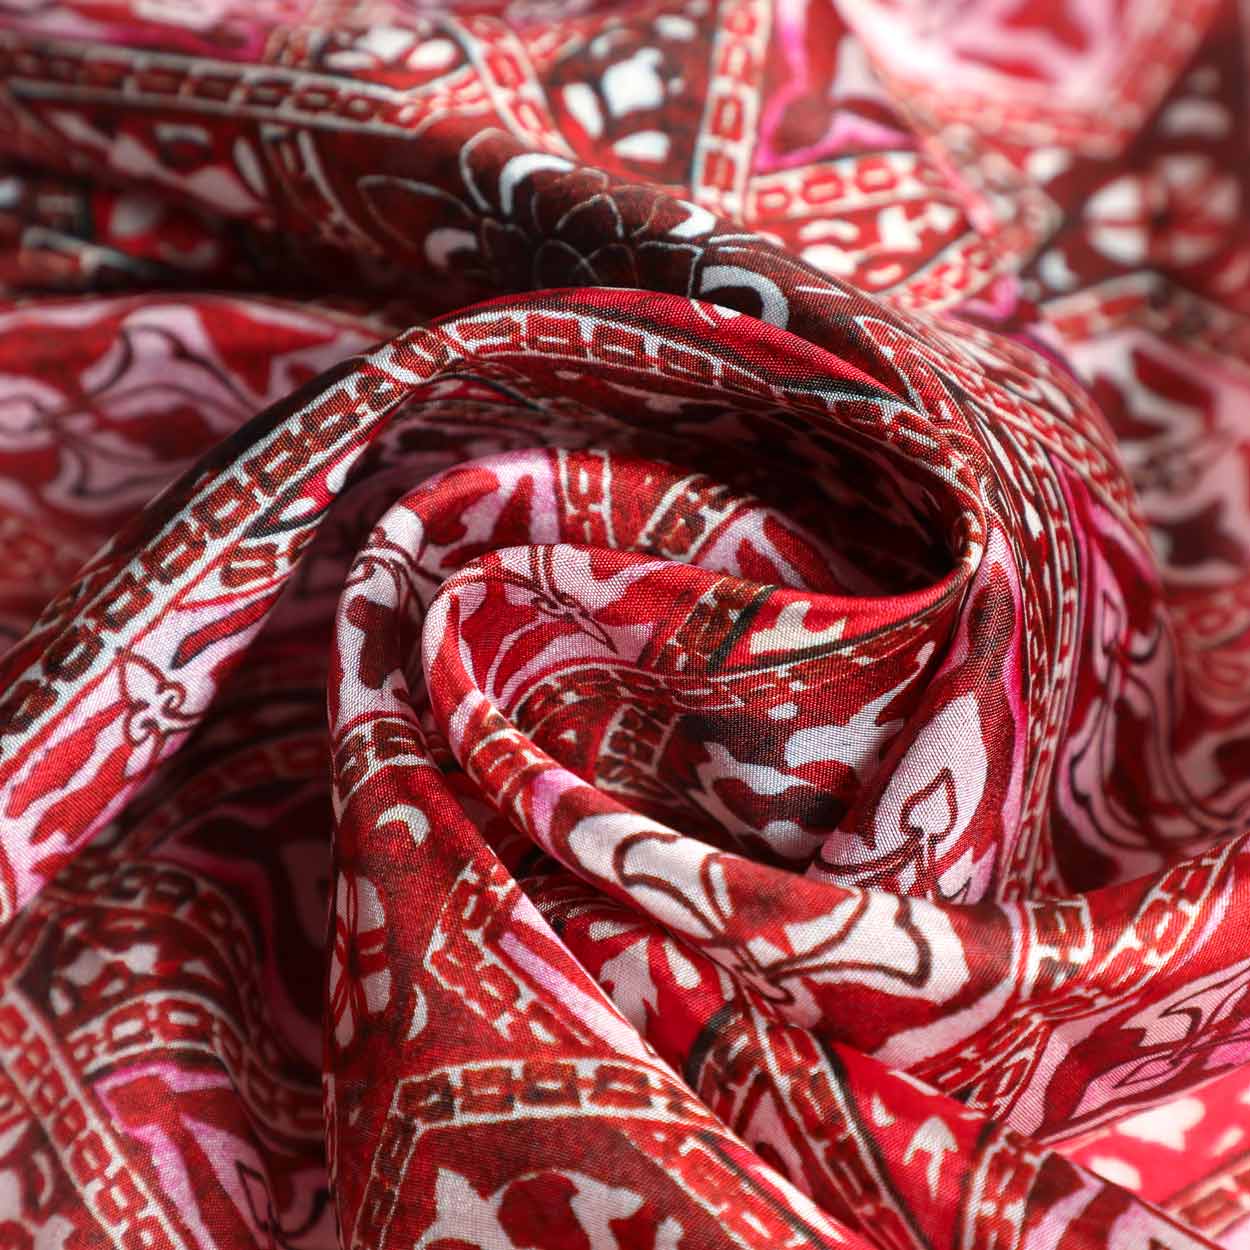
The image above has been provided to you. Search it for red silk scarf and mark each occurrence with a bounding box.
[0,1,1247,1247]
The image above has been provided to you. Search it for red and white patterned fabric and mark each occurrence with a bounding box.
[0,0,1247,1246]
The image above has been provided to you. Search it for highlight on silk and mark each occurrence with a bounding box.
[0,0,1246,1246]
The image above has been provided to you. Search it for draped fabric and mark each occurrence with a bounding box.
[0,0,1248,1246]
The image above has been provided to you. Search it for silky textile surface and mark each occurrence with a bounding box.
[0,0,1247,1246]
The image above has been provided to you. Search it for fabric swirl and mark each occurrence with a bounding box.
[0,1,1246,1247]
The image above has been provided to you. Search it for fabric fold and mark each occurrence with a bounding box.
[0,2,1247,1248]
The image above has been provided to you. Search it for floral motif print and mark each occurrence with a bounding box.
[0,1,1245,1249]
[329,871,391,1048]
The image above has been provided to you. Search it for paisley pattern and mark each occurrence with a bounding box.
[0,0,1247,1247]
